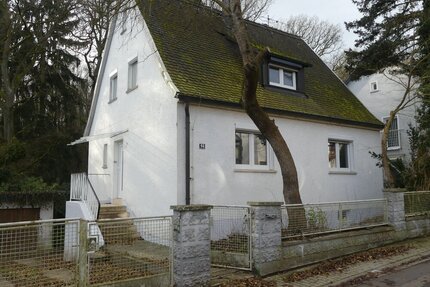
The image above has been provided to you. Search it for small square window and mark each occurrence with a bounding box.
[128,58,138,91]
[109,73,118,102]
[328,140,353,171]
[370,81,378,92]
[235,130,269,168]
[268,65,297,90]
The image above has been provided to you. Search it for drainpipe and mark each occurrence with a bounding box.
[185,103,191,205]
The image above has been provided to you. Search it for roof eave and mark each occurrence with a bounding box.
[177,93,384,130]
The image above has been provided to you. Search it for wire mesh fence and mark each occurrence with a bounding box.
[210,205,251,269]
[0,216,172,286]
[281,199,388,239]
[88,216,172,286]
[0,219,80,286]
[404,191,430,217]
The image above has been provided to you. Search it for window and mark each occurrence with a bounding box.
[235,130,268,168]
[384,116,401,150]
[127,58,138,91]
[268,64,297,90]
[109,73,118,102]
[102,144,108,169]
[370,81,379,93]
[328,140,352,171]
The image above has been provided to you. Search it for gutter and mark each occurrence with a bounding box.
[185,103,191,205]
[177,93,384,130]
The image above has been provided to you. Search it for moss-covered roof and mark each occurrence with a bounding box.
[138,0,382,128]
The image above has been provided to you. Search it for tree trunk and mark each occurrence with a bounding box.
[2,106,14,142]
[0,4,15,142]
[225,0,306,231]
[381,112,396,188]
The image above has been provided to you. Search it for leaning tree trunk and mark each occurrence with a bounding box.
[226,0,306,233]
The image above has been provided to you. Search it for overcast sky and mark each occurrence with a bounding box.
[267,0,362,49]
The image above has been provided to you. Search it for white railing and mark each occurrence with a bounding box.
[281,199,388,239]
[404,191,430,217]
[70,173,100,220]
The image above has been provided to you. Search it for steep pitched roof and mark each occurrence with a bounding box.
[138,0,382,129]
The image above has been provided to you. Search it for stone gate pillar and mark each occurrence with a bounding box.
[171,205,212,287]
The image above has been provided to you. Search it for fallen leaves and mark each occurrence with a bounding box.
[218,277,276,287]
[283,244,411,283]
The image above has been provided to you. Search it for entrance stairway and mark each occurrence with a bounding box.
[97,200,140,245]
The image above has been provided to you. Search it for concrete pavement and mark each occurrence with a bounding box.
[273,235,430,287]
[211,235,430,286]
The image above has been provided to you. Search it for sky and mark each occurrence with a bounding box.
[267,0,362,49]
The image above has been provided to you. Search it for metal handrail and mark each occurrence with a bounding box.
[70,173,101,220]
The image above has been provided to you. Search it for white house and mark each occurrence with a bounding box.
[69,0,384,218]
[348,72,419,162]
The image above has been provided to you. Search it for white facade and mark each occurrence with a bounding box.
[188,105,383,205]
[348,73,419,162]
[86,15,180,217]
[79,11,384,217]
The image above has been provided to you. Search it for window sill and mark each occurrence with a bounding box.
[329,170,357,175]
[234,168,276,174]
[126,85,138,93]
[387,146,401,151]
[108,98,117,104]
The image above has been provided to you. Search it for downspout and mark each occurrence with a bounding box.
[185,103,191,205]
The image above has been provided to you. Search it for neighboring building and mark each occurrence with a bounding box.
[348,72,419,162]
[69,0,384,218]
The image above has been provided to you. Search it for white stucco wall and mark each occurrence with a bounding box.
[87,12,179,217]
[188,105,383,205]
[348,73,419,161]
[82,9,384,218]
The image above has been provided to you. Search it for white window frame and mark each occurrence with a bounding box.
[268,64,297,90]
[383,116,401,150]
[328,139,355,174]
[370,81,379,93]
[235,129,275,172]
[109,72,118,103]
[127,57,138,92]
[102,144,108,169]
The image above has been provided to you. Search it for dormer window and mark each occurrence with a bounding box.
[269,65,297,90]
[263,55,308,94]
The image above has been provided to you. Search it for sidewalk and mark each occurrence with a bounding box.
[211,235,430,286]
[271,235,430,287]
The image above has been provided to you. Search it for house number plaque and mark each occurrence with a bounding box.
[199,144,206,150]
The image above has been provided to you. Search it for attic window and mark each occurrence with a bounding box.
[264,56,306,93]
[370,81,379,93]
[269,65,297,90]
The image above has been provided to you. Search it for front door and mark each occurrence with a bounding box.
[113,140,124,199]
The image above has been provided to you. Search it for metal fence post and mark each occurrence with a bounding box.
[78,219,88,287]
[338,203,343,230]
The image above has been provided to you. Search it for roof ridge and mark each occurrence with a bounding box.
[245,19,303,41]
[176,0,303,41]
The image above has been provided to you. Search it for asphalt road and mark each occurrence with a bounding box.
[358,259,430,287]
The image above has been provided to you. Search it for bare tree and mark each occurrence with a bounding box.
[202,0,272,21]
[379,60,423,187]
[273,15,343,63]
[208,0,303,209]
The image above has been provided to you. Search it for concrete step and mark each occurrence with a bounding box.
[99,204,128,219]
[99,223,140,245]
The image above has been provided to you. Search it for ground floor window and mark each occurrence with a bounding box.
[328,140,352,171]
[235,130,268,167]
